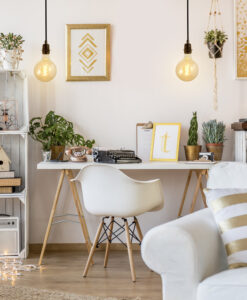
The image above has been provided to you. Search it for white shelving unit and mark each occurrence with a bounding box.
[0,70,29,259]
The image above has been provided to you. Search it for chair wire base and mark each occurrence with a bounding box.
[96,217,141,248]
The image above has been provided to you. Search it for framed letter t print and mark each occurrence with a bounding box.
[150,123,181,161]
[66,24,110,81]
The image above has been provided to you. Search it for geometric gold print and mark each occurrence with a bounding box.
[161,132,170,153]
[78,33,98,73]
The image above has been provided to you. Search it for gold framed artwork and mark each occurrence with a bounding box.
[150,123,181,162]
[235,0,247,79]
[66,24,111,81]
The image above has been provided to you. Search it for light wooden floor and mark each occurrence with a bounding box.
[11,250,162,300]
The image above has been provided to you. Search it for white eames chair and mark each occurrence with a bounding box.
[74,164,164,282]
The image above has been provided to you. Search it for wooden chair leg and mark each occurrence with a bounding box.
[83,219,104,277]
[39,170,65,266]
[190,170,203,213]
[134,217,143,242]
[104,217,114,268]
[125,219,136,282]
[178,170,192,217]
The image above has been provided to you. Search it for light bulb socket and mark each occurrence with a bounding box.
[184,42,192,54]
[42,43,50,55]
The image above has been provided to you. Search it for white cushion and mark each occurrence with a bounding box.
[198,268,247,300]
[205,189,247,268]
[207,162,247,189]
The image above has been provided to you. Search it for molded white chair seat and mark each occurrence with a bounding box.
[75,164,164,282]
[75,164,164,217]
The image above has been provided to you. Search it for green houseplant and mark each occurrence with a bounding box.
[202,119,226,161]
[204,29,228,59]
[29,111,95,161]
[0,33,24,70]
[184,112,202,161]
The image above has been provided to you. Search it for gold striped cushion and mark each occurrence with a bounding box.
[207,192,247,269]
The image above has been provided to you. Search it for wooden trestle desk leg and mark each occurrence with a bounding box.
[104,216,114,268]
[39,169,92,266]
[178,169,208,218]
[178,170,193,218]
[65,169,92,256]
[39,170,65,266]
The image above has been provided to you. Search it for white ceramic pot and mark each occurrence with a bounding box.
[2,49,20,70]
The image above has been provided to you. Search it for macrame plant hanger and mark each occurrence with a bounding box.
[207,0,224,111]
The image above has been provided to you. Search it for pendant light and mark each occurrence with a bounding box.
[176,0,198,81]
[34,0,57,82]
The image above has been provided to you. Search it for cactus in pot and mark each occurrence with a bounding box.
[184,112,202,161]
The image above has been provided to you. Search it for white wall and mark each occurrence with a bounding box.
[0,0,246,243]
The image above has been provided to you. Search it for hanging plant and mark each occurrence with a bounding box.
[204,29,228,59]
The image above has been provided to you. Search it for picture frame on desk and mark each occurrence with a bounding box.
[150,123,181,162]
[66,24,111,81]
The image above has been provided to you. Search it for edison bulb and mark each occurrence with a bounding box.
[176,54,198,81]
[34,54,57,82]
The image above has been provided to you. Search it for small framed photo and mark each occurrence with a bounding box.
[66,24,111,81]
[150,123,181,161]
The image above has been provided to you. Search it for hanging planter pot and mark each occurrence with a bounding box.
[207,41,224,59]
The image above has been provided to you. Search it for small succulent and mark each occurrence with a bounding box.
[187,112,198,146]
[202,120,226,144]
[0,33,24,50]
[204,29,228,45]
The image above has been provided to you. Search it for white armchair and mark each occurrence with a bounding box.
[142,162,247,300]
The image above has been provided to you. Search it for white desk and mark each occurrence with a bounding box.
[37,161,213,265]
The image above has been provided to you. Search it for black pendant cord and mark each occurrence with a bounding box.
[187,0,189,43]
[45,0,48,43]
[42,0,50,54]
[184,0,192,54]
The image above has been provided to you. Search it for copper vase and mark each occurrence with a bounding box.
[184,145,202,161]
[206,143,223,161]
[51,145,65,161]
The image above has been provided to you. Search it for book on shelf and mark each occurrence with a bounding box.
[0,171,15,178]
[0,178,21,187]
[0,187,12,194]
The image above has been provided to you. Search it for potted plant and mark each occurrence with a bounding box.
[204,29,228,59]
[29,111,95,161]
[184,112,202,161]
[202,119,226,161]
[0,33,24,70]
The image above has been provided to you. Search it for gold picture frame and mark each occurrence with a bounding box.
[66,24,111,81]
[150,123,181,162]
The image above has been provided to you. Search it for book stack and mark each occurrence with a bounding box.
[0,171,21,193]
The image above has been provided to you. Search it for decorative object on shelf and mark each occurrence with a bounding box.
[34,0,56,82]
[205,0,227,110]
[199,152,214,162]
[150,123,181,161]
[231,119,247,162]
[29,111,95,161]
[65,146,88,162]
[235,0,247,78]
[202,119,226,161]
[0,33,24,70]
[0,146,11,171]
[0,99,18,130]
[176,0,198,81]
[66,24,111,81]
[42,150,51,162]
[184,112,202,161]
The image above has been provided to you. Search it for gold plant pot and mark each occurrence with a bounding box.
[184,145,202,161]
[51,145,65,161]
[206,143,223,161]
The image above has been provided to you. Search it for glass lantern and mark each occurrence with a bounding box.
[0,99,18,130]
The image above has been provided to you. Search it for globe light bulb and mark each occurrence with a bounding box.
[34,54,57,82]
[176,54,199,81]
